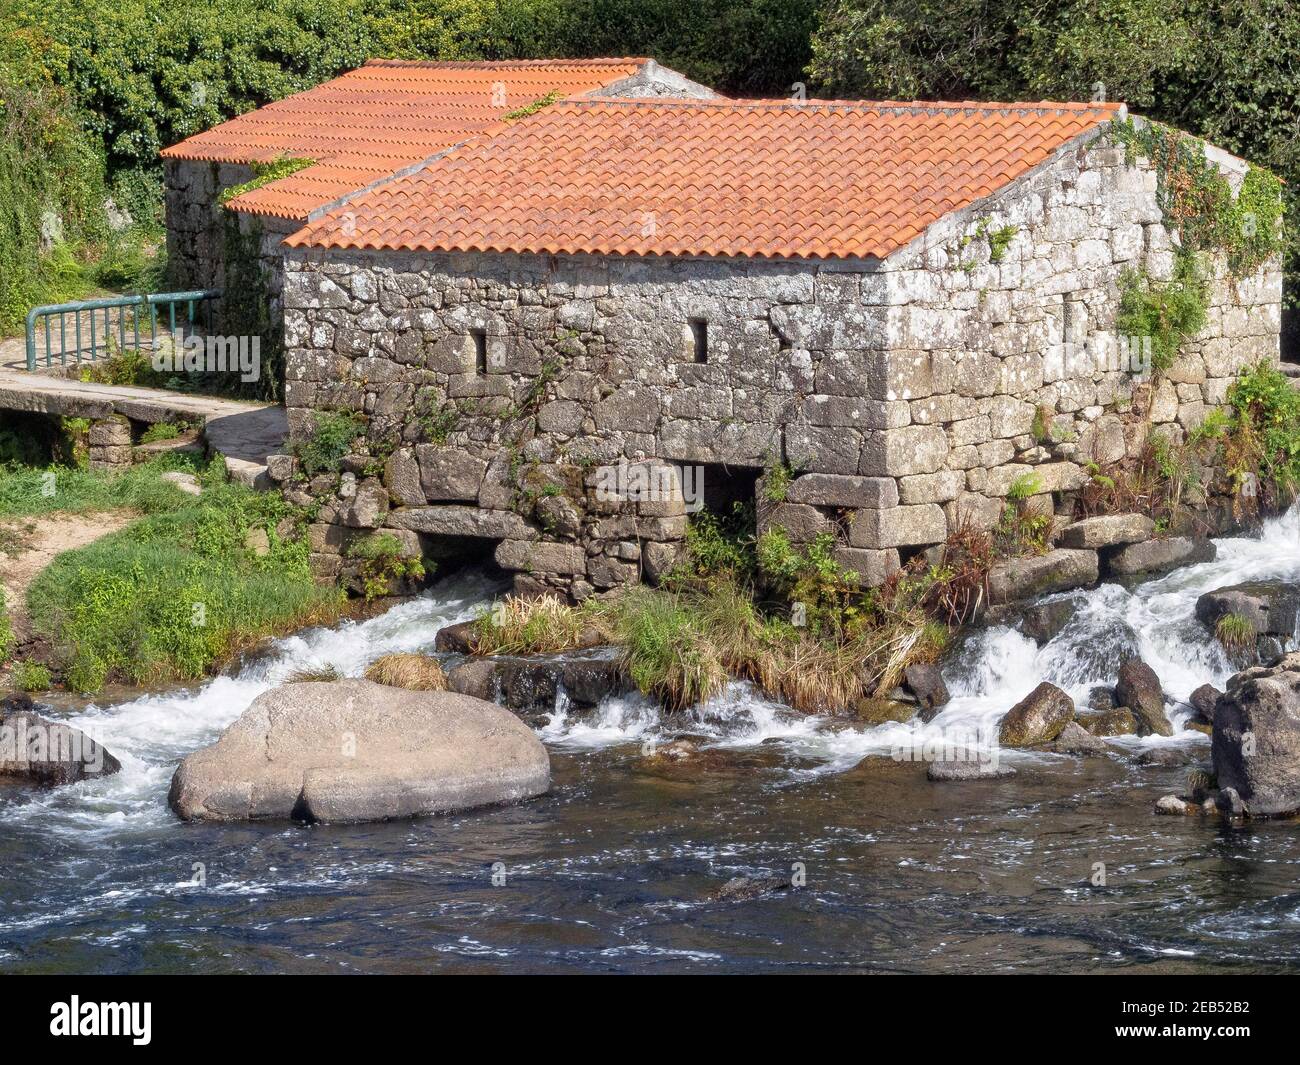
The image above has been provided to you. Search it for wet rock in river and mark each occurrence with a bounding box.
[1132,747,1198,768]
[0,695,121,786]
[434,620,478,654]
[1018,598,1078,646]
[903,662,949,720]
[1077,707,1139,736]
[1155,795,1194,816]
[1189,683,1221,725]
[1115,658,1174,737]
[1212,651,1300,816]
[168,680,550,823]
[712,875,791,902]
[853,697,917,725]
[1195,582,1299,638]
[927,757,1016,781]
[1087,685,1117,713]
[998,681,1075,747]
[1105,536,1216,577]
[1047,721,1109,755]
[445,653,631,721]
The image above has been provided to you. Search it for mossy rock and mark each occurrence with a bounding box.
[854,697,917,725]
[998,681,1074,747]
[1078,707,1139,736]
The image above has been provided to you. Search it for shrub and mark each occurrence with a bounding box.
[364,652,448,691]
[293,411,366,475]
[12,660,53,692]
[285,665,343,683]
[346,533,426,600]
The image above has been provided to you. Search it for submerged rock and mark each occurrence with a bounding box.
[168,680,550,823]
[1155,794,1193,816]
[0,695,121,786]
[1211,652,1300,816]
[1115,659,1173,737]
[1132,747,1198,768]
[998,681,1074,747]
[927,758,1016,781]
[712,875,791,902]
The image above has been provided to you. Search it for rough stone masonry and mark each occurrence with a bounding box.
[274,132,1281,599]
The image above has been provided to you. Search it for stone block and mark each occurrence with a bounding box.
[416,445,488,502]
[758,503,830,542]
[787,473,898,508]
[495,540,587,575]
[860,424,948,476]
[897,470,965,504]
[988,548,1099,603]
[832,547,901,588]
[849,503,947,548]
[1057,513,1154,549]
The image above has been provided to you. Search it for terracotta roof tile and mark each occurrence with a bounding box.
[286,98,1122,261]
[161,59,649,219]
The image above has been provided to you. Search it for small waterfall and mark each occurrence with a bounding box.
[9,506,1300,834]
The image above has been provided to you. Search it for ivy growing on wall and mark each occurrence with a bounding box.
[1107,117,1285,377]
[220,210,282,400]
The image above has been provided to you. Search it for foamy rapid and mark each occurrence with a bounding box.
[7,506,1300,828]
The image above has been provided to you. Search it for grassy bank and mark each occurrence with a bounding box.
[1,455,344,692]
[473,511,958,715]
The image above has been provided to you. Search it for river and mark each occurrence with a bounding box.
[2,510,1299,973]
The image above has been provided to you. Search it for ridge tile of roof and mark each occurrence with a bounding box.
[160,58,650,219]
[285,96,1123,262]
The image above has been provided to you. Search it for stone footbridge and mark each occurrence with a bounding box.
[0,368,286,487]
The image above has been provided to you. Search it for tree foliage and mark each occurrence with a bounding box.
[810,0,1300,337]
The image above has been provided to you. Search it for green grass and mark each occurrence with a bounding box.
[11,660,52,692]
[0,588,14,666]
[0,455,204,519]
[1215,611,1257,652]
[15,459,344,692]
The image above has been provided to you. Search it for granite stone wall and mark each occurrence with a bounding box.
[163,159,299,331]
[275,132,1281,596]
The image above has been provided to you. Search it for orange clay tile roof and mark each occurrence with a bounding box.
[160,58,650,220]
[285,97,1124,261]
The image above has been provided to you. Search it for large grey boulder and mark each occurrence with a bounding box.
[988,549,1098,604]
[1196,582,1300,638]
[168,680,550,823]
[998,682,1075,747]
[1115,658,1173,737]
[1212,652,1300,816]
[0,695,121,786]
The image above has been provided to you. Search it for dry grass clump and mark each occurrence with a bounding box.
[285,665,342,683]
[364,652,448,691]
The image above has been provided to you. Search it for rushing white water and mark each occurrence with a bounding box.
[10,506,1300,830]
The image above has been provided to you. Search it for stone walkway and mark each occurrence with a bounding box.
[0,366,287,488]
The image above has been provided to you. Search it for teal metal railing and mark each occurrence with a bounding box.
[24,290,221,371]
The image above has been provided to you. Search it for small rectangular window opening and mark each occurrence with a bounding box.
[689,319,709,364]
[471,330,487,373]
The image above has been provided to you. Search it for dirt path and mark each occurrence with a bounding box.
[1,510,136,641]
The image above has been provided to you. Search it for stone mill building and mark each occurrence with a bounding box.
[163,60,1283,598]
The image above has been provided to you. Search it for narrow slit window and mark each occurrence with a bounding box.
[471,330,487,373]
[689,319,709,363]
